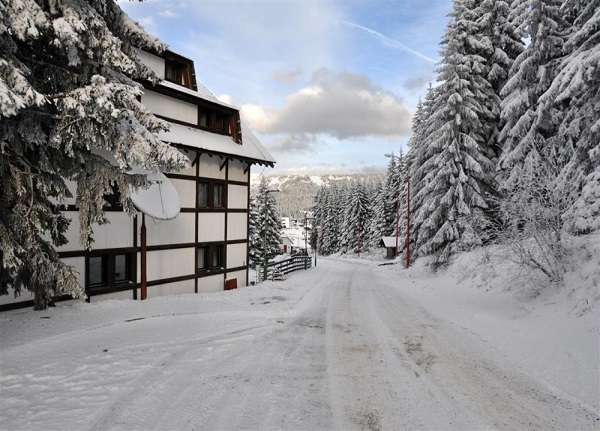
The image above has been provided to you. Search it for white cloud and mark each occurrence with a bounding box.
[242,68,412,140]
[266,133,318,154]
[271,68,303,85]
[159,9,178,18]
[240,103,274,131]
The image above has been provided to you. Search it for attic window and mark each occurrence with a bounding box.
[198,109,236,139]
[214,114,225,131]
[165,60,191,89]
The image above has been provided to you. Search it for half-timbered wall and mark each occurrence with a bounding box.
[0,52,261,310]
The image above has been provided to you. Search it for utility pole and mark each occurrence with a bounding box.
[406,176,410,269]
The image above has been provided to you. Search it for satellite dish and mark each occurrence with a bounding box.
[129,170,181,221]
[90,148,181,220]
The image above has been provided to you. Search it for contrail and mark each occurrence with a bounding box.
[341,20,437,64]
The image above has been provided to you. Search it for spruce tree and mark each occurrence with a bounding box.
[476,0,524,162]
[412,0,495,267]
[395,149,408,253]
[0,0,188,309]
[497,0,566,190]
[368,180,387,249]
[341,180,371,255]
[543,0,600,233]
[383,153,398,236]
[321,183,342,255]
[408,85,440,258]
[248,193,262,267]
[249,177,282,269]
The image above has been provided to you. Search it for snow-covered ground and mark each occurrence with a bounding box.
[1,240,598,430]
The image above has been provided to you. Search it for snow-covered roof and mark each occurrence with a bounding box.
[282,228,306,248]
[380,236,399,248]
[158,79,236,110]
[157,121,276,166]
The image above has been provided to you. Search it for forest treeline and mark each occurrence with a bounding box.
[311,0,599,280]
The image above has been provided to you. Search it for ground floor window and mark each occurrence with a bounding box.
[87,252,134,290]
[197,244,225,273]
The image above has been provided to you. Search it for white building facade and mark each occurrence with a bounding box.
[0,49,275,310]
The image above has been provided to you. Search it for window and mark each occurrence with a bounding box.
[197,107,235,138]
[88,253,133,289]
[165,60,191,88]
[114,254,129,283]
[89,256,107,286]
[214,114,225,131]
[197,182,226,209]
[213,184,223,208]
[213,245,224,269]
[199,111,208,128]
[165,61,178,82]
[197,183,208,207]
[197,246,207,271]
[197,244,225,273]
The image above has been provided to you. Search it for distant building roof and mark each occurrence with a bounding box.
[380,236,399,248]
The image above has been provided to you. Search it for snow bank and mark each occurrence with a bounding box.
[382,234,600,410]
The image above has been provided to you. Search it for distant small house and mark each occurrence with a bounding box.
[281,228,307,254]
[281,234,293,254]
[380,236,399,259]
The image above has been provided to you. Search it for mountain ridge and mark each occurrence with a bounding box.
[251,173,385,219]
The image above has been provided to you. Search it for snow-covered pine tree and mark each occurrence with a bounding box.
[314,185,329,254]
[362,179,379,250]
[341,180,371,255]
[405,97,425,176]
[249,177,282,269]
[0,0,188,309]
[497,0,566,190]
[311,187,325,252]
[368,180,387,250]
[476,0,524,162]
[248,192,262,268]
[395,149,408,253]
[412,0,495,268]
[542,0,600,233]
[383,153,399,238]
[407,85,439,259]
[321,183,343,255]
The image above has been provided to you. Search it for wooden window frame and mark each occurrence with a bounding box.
[197,181,226,209]
[164,60,192,89]
[197,107,234,138]
[197,244,225,274]
[87,252,135,293]
[197,246,208,271]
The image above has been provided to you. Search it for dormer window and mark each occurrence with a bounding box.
[197,109,236,138]
[199,111,209,128]
[214,114,225,131]
[165,60,192,89]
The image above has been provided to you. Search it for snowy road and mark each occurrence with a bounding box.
[1,258,598,430]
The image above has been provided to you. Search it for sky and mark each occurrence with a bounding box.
[118,0,453,175]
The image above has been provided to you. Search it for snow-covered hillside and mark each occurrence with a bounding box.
[250,173,385,219]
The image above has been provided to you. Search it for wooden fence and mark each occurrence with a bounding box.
[256,255,312,282]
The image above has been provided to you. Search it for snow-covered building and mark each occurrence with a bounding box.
[380,236,399,259]
[281,227,309,255]
[0,49,275,310]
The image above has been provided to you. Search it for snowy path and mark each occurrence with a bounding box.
[1,258,598,430]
